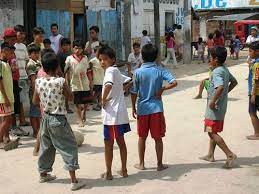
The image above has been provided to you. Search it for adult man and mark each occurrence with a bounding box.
[49,23,63,54]
[246,26,259,45]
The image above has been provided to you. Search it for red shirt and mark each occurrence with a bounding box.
[9,58,20,81]
[213,37,225,47]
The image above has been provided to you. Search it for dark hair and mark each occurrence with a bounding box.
[177,25,182,30]
[198,37,203,43]
[98,46,116,60]
[41,52,58,73]
[27,44,41,54]
[250,41,259,51]
[41,48,55,58]
[51,23,58,29]
[32,27,45,35]
[208,33,214,39]
[133,42,140,48]
[14,25,25,33]
[141,44,158,62]
[90,26,99,33]
[43,38,51,45]
[210,46,227,64]
[61,38,71,46]
[215,30,222,38]
[1,42,15,50]
[142,30,148,36]
[73,39,85,49]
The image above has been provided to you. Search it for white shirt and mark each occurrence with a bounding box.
[14,43,29,79]
[246,35,259,44]
[102,66,131,125]
[85,41,100,59]
[36,77,67,115]
[141,36,151,48]
[127,52,142,74]
[50,34,63,54]
[89,57,104,85]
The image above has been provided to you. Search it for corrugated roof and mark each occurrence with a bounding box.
[207,13,259,21]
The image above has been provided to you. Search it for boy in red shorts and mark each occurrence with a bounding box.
[200,46,238,168]
[131,44,177,171]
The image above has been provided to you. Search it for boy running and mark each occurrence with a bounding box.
[34,52,85,191]
[99,46,132,180]
[131,44,177,171]
[200,46,238,168]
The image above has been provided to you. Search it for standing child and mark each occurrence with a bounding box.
[163,31,178,67]
[89,47,104,111]
[43,39,52,50]
[234,35,242,60]
[26,44,42,155]
[0,43,20,151]
[247,41,259,140]
[200,46,238,168]
[131,44,177,171]
[127,42,142,77]
[197,37,205,63]
[141,30,151,48]
[99,46,132,180]
[64,40,91,127]
[29,27,45,51]
[85,26,100,59]
[34,52,85,191]
[207,33,214,61]
[229,39,235,59]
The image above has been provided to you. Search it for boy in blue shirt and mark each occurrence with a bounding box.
[200,46,238,168]
[131,44,177,171]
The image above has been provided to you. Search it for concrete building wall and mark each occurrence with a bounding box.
[85,0,113,11]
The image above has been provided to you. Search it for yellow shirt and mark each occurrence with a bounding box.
[0,60,14,103]
[252,62,259,96]
[90,57,104,85]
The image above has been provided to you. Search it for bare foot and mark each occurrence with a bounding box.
[101,172,113,180]
[117,170,128,178]
[224,154,237,169]
[199,155,215,162]
[193,95,202,99]
[157,164,169,171]
[134,164,146,170]
[78,121,85,128]
[246,135,259,140]
[33,149,39,156]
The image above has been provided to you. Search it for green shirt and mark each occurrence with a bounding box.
[0,60,14,103]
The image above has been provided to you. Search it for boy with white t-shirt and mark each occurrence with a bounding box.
[98,46,132,180]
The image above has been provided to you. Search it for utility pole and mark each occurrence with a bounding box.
[23,0,36,43]
[123,0,132,60]
[154,0,160,53]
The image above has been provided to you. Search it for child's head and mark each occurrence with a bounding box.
[43,38,51,49]
[3,28,16,46]
[133,42,141,54]
[251,26,258,37]
[41,48,55,59]
[41,52,59,74]
[142,30,148,36]
[0,42,15,61]
[27,44,41,61]
[98,46,116,69]
[14,25,26,43]
[141,44,158,63]
[89,26,99,41]
[32,27,45,44]
[235,35,239,40]
[50,23,58,36]
[208,33,213,40]
[72,39,85,56]
[210,46,227,68]
[198,37,203,44]
[249,41,259,60]
[177,25,182,30]
[60,38,71,52]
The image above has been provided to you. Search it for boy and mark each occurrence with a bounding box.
[26,44,42,155]
[247,41,259,140]
[65,40,91,127]
[127,42,142,77]
[131,44,177,171]
[29,27,45,50]
[0,43,20,151]
[85,26,100,59]
[43,39,52,50]
[14,25,30,127]
[200,46,238,168]
[140,30,151,48]
[57,38,73,113]
[99,46,132,180]
[89,47,104,111]
[34,52,85,191]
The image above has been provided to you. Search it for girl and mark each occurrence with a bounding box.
[163,31,178,67]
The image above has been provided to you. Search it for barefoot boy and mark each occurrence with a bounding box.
[98,46,132,180]
[200,46,238,168]
[34,52,85,191]
[131,44,177,171]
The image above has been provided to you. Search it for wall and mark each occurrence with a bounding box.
[85,0,113,11]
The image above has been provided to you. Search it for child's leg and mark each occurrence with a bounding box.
[31,117,40,137]
[194,80,206,99]
[155,138,168,171]
[75,104,83,124]
[0,115,12,142]
[116,136,128,177]
[171,48,178,66]
[247,113,259,140]
[200,136,216,162]
[134,137,147,170]
[103,140,114,180]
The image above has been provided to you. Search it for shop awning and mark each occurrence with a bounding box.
[207,13,259,22]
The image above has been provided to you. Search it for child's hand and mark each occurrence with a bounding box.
[155,88,164,99]
[102,98,111,109]
[209,100,217,110]
[251,95,256,104]
[4,98,11,107]
[132,108,137,119]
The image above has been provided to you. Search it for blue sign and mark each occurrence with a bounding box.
[193,0,227,10]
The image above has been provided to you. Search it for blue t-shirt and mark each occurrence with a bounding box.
[248,58,259,96]
[205,65,236,121]
[132,62,176,116]
[234,39,241,49]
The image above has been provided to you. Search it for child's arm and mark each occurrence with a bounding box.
[32,90,40,106]
[0,79,10,107]
[130,73,139,119]
[102,84,112,108]
[156,69,177,98]
[209,86,224,109]
[30,75,37,95]
[228,73,238,93]
[63,82,73,102]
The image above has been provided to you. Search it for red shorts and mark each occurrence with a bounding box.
[204,119,224,133]
[137,112,166,139]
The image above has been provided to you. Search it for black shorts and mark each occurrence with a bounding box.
[13,80,21,114]
[73,91,93,105]
[93,85,103,94]
[249,95,259,113]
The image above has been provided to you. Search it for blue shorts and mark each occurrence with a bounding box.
[249,95,259,114]
[103,124,131,141]
[30,104,41,118]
